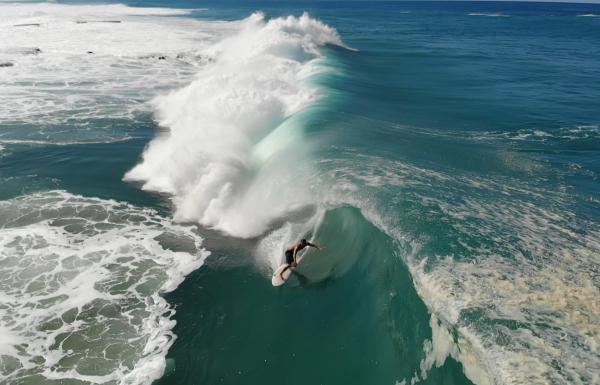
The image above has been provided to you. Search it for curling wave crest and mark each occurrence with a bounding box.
[126,12,344,237]
[319,152,600,385]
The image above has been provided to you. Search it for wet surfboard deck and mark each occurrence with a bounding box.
[271,263,294,286]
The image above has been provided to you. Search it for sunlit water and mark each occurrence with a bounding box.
[1,1,599,385]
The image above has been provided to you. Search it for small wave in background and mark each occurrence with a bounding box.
[0,3,234,143]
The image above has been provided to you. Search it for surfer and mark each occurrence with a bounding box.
[280,238,322,279]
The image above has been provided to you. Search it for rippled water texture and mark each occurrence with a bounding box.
[1,1,599,385]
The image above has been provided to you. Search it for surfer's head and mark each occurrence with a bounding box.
[300,238,307,245]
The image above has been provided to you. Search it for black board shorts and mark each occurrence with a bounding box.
[285,250,294,264]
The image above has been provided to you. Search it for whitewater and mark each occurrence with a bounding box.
[125,11,344,238]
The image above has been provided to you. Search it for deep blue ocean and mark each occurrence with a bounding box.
[0,1,599,385]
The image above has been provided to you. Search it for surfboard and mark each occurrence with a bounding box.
[271,263,294,286]
[272,249,307,286]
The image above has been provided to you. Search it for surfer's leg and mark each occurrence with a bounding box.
[280,250,294,279]
[285,250,294,264]
[280,265,291,280]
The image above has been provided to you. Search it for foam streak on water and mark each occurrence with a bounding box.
[0,191,208,384]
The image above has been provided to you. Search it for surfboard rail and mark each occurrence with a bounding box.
[271,263,294,286]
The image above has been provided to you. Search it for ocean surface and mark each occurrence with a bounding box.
[1,1,599,384]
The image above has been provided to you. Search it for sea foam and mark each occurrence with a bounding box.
[0,2,234,144]
[0,191,208,384]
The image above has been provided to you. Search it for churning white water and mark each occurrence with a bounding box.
[125,12,344,238]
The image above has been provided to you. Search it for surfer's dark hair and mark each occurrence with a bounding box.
[301,238,307,244]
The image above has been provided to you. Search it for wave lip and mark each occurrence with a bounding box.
[126,12,344,238]
[0,191,208,385]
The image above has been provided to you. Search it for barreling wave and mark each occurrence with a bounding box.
[126,12,344,238]
[124,7,600,385]
[318,150,600,385]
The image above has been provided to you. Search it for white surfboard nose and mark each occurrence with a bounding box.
[271,264,293,286]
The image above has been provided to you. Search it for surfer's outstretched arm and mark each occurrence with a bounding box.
[307,242,323,251]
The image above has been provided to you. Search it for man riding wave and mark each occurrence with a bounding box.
[280,238,322,279]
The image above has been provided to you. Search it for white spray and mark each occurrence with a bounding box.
[126,12,343,238]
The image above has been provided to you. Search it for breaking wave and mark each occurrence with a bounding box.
[126,12,344,238]
[319,151,600,385]
[0,2,234,143]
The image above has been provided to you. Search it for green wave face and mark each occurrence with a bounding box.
[157,206,472,385]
